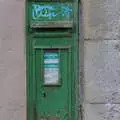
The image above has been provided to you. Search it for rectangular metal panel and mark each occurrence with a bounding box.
[26,0,79,119]
[29,2,73,28]
[35,48,71,119]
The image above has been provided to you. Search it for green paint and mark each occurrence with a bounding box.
[26,0,80,120]
[35,48,71,118]
[29,2,73,28]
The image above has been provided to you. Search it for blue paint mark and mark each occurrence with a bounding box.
[32,5,57,20]
[32,4,72,20]
[61,7,72,18]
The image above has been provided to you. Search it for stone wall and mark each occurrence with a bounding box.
[81,0,120,120]
[0,0,26,120]
[0,0,120,120]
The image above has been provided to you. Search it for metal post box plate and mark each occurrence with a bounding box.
[29,2,73,28]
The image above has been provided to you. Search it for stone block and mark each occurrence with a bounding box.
[83,103,120,120]
[84,40,120,103]
[82,0,120,39]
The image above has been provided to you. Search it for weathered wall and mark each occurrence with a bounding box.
[1,0,120,120]
[81,0,120,120]
[0,0,26,120]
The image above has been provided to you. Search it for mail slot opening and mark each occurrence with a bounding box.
[31,28,72,32]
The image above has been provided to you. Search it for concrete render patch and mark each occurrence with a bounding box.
[0,1,26,120]
[0,0,25,3]
[0,103,26,120]
[84,40,120,103]
[82,0,120,40]
[83,103,120,120]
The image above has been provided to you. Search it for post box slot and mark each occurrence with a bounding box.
[31,28,73,33]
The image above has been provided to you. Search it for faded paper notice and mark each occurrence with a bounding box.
[44,52,59,85]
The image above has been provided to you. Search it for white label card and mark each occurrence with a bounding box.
[44,52,59,85]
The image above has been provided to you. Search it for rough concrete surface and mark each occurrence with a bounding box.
[83,103,120,120]
[81,0,120,120]
[0,0,26,120]
[82,0,120,40]
[83,40,120,120]
[84,40,120,103]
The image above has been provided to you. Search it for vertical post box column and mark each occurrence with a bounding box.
[26,0,79,120]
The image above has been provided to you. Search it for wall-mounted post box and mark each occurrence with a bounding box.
[26,0,79,119]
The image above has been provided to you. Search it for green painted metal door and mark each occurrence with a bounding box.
[34,48,72,120]
[26,1,79,120]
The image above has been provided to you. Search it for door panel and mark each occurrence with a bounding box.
[35,48,71,120]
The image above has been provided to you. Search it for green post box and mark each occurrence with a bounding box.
[26,0,79,120]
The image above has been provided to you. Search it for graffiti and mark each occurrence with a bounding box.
[32,5,56,19]
[32,4,72,20]
[61,6,72,18]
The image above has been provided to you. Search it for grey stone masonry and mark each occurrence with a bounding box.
[81,0,120,120]
[82,0,120,40]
